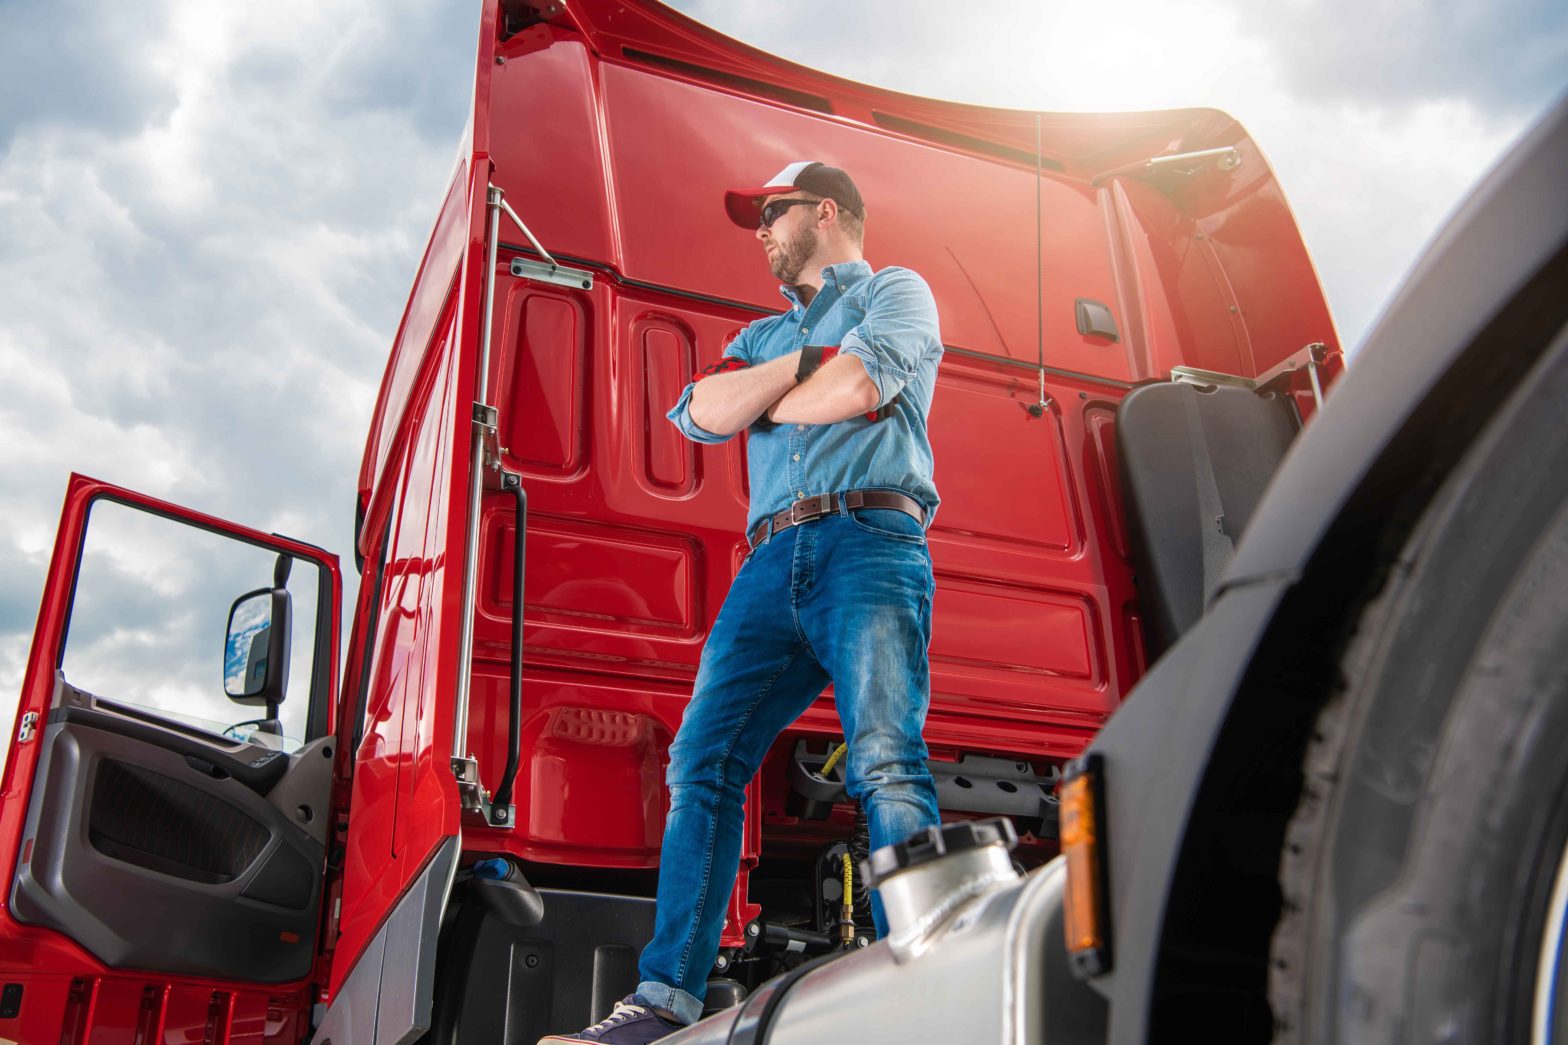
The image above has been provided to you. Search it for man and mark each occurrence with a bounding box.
[542,162,944,1044]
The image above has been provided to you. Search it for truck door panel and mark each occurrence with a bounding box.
[0,474,340,1023]
[14,684,325,981]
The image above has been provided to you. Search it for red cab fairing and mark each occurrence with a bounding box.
[410,0,1338,953]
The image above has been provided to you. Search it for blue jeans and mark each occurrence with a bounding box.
[635,505,941,1025]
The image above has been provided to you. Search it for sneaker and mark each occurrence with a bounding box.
[536,995,684,1044]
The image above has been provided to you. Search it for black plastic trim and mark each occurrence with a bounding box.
[50,707,289,795]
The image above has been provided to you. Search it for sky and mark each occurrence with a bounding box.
[0,0,1564,743]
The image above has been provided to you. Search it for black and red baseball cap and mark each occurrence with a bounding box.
[723,161,865,228]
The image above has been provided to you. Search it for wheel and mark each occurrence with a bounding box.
[1269,324,1568,1043]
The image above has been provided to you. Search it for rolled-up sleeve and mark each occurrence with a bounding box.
[666,328,753,444]
[837,269,942,409]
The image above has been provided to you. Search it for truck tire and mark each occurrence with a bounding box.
[1268,322,1568,1044]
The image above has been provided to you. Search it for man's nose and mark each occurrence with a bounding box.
[755,224,768,242]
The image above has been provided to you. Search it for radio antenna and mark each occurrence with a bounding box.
[1029,112,1048,418]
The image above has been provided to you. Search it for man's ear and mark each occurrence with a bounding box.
[819,197,837,227]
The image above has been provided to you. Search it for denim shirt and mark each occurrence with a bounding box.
[667,260,943,536]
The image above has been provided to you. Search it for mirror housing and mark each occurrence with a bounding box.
[224,586,291,713]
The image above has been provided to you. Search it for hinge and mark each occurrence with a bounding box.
[16,711,39,744]
[451,754,516,830]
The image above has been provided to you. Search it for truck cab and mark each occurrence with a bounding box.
[0,1,1342,1041]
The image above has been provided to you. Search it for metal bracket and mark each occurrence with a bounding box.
[452,754,516,830]
[1091,145,1241,185]
[1251,341,1331,411]
[16,711,38,744]
[472,401,505,489]
[1170,365,1257,391]
[509,256,593,291]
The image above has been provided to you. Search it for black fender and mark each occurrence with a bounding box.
[1082,96,1568,1042]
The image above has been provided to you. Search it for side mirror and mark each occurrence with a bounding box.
[224,586,291,712]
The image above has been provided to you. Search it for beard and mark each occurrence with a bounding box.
[767,223,819,284]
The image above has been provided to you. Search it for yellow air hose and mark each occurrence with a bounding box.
[840,852,856,945]
[821,742,857,946]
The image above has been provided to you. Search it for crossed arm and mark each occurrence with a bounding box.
[686,350,880,436]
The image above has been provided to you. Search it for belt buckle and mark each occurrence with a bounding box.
[792,493,831,525]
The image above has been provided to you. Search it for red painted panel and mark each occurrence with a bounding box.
[1084,404,1130,561]
[926,363,1078,555]
[161,988,212,1045]
[84,980,138,1044]
[462,671,687,866]
[519,705,671,856]
[481,511,701,639]
[485,38,618,268]
[929,577,1098,684]
[333,293,466,992]
[635,318,697,494]
[501,290,587,477]
[591,61,1137,382]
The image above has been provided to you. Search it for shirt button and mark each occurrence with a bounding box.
[796,424,806,431]
[801,326,810,335]
[793,453,801,461]
[797,491,805,499]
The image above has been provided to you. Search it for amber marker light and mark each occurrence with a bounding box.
[1060,753,1111,977]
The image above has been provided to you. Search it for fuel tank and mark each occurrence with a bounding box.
[663,828,1106,1044]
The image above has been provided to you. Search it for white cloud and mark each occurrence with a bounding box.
[0,0,477,744]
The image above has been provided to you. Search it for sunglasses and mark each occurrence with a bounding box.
[758,198,820,229]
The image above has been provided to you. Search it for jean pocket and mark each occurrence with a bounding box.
[847,507,927,543]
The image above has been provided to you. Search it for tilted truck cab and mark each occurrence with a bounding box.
[9,0,1495,1041]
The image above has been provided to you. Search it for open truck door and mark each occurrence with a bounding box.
[0,474,341,1042]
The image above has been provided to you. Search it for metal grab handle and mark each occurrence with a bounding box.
[490,473,527,817]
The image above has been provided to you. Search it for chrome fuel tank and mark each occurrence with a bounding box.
[662,855,1106,1045]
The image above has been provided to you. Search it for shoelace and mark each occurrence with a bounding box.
[587,1000,647,1034]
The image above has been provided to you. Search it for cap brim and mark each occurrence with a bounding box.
[724,185,792,228]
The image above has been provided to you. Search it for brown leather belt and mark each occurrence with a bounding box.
[748,489,926,548]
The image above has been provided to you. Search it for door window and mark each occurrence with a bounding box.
[58,498,328,752]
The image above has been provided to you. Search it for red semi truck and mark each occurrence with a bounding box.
[3,2,1564,1043]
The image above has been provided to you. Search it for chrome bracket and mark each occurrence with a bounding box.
[473,402,505,490]
[1170,365,1257,391]
[16,711,39,744]
[452,754,516,830]
[510,256,593,291]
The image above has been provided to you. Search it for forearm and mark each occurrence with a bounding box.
[767,353,879,425]
[689,350,802,435]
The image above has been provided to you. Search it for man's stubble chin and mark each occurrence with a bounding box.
[768,225,819,284]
